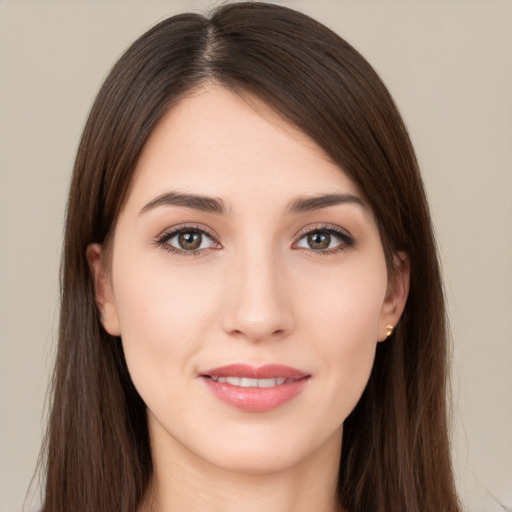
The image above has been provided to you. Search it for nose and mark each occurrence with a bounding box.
[220,247,295,342]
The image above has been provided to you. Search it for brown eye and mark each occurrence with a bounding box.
[178,231,202,250]
[160,228,218,253]
[295,227,354,253]
[307,232,330,250]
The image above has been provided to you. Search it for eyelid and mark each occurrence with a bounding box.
[153,222,354,256]
[156,223,219,242]
[292,223,355,252]
[154,224,222,254]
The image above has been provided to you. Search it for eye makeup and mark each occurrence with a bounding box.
[153,221,356,258]
[293,224,356,256]
[154,224,221,256]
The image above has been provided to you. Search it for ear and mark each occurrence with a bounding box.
[86,243,121,336]
[377,251,410,342]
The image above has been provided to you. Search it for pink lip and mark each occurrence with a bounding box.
[200,364,310,412]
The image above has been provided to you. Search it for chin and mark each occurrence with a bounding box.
[191,422,343,477]
[211,443,303,475]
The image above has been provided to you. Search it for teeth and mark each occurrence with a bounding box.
[240,377,258,387]
[212,376,288,387]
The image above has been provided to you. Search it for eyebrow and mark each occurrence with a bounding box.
[287,193,366,214]
[139,190,365,217]
[139,191,226,216]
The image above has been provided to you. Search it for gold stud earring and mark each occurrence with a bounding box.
[386,324,394,337]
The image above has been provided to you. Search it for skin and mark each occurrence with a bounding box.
[88,84,409,512]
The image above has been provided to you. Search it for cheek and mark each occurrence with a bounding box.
[299,256,387,344]
[298,260,387,413]
[114,245,220,333]
[110,256,219,400]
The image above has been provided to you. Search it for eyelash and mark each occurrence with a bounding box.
[293,224,355,256]
[154,224,355,256]
[154,224,221,257]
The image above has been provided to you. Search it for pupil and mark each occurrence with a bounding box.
[179,231,201,250]
[308,232,330,250]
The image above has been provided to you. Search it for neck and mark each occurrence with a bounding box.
[141,427,342,512]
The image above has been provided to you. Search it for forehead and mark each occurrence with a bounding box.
[125,84,366,215]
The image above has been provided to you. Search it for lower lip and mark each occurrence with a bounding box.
[202,377,309,412]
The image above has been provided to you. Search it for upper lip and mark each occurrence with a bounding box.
[200,364,310,380]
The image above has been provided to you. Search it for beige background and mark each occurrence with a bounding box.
[0,1,511,511]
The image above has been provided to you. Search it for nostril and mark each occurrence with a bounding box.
[219,286,295,341]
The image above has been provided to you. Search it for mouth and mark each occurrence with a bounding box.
[207,376,289,387]
[200,364,310,412]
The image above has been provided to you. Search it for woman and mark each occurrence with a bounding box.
[40,2,461,511]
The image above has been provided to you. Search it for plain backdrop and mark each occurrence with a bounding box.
[0,1,511,511]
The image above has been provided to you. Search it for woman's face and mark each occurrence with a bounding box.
[89,85,408,475]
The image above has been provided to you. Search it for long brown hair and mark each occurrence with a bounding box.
[40,3,460,511]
